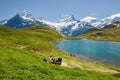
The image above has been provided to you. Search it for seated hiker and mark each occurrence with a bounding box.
[49,56,57,64]
[43,57,47,62]
[49,56,54,63]
[52,58,56,64]
[56,57,62,65]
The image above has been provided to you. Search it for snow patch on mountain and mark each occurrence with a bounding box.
[19,10,35,21]
[81,16,97,23]
[106,13,120,19]
[0,20,8,25]
[58,15,76,22]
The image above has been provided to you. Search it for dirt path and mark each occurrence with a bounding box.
[70,62,83,69]
[61,61,120,74]
[61,61,72,68]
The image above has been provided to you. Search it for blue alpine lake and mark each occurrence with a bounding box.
[55,40,120,66]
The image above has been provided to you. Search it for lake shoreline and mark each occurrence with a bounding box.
[66,52,120,68]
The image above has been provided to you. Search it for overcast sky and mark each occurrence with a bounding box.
[0,0,120,22]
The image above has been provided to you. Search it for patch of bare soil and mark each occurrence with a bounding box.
[61,61,72,68]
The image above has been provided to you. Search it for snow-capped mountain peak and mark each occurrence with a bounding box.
[66,15,76,21]
[81,16,97,23]
[3,10,41,28]
[99,13,120,28]
[107,13,120,19]
[58,15,76,22]
[19,10,34,21]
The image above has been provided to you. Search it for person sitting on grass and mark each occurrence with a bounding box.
[49,56,57,64]
[43,57,48,62]
[49,56,54,63]
[56,57,62,65]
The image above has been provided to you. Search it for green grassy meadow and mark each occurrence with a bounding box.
[0,25,120,80]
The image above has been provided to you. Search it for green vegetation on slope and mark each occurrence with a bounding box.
[0,25,120,80]
[70,22,120,42]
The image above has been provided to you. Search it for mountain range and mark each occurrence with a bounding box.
[0,11,120,36]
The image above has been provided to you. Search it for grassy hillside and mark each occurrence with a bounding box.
[70,22,120,42]
[0,25,120,80]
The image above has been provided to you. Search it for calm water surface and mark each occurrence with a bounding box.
[55,40,120,66]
